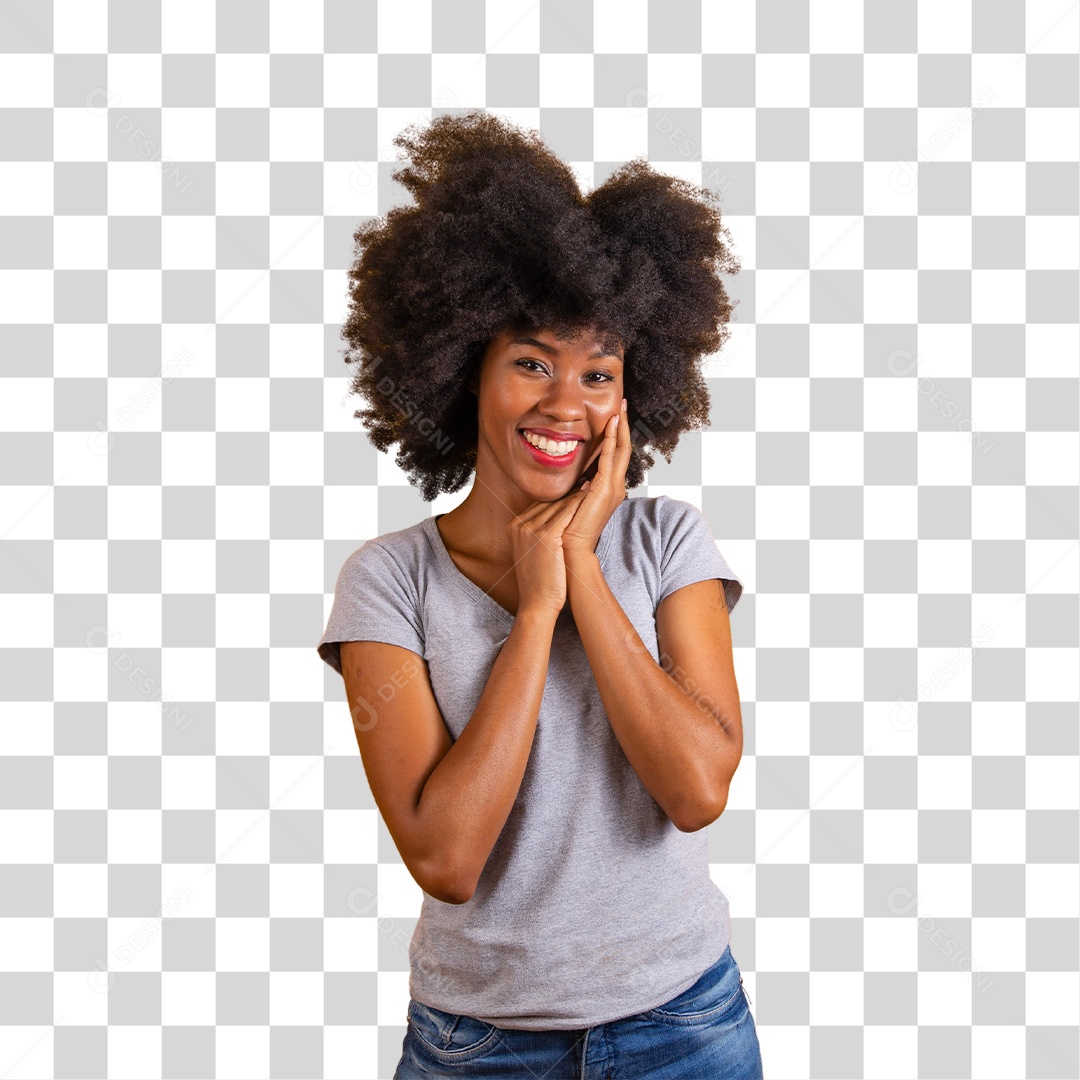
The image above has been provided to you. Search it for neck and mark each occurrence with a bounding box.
[441,473,560,565]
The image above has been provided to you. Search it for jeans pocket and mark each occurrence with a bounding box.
[407,999,505,1064]
[645,945,748,1027]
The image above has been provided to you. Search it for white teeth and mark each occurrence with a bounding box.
[522,431,577,456]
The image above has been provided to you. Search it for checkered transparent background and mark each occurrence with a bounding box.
[2,1,1080,1077]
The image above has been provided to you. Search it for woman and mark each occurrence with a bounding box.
[317,111,762,1078]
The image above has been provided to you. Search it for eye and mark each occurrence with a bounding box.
[515,359,615,383]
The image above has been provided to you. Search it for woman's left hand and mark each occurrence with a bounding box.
[560,397,631,564]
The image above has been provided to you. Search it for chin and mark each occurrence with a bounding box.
[516,478,572,500]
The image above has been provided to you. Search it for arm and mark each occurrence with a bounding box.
[412,606,559,902]
[565,552,743,832]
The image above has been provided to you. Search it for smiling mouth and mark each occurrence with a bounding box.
[518,430,585,466]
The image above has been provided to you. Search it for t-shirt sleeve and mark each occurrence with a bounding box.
[317,540,426,677]
[656,496,743,615]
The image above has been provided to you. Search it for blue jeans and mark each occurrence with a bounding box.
[393,943,764,1079]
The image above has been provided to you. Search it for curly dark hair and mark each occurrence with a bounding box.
[339,109,741,503]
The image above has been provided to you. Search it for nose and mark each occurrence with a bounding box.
[535,376,588,425]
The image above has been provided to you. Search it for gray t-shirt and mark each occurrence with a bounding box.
[317,494,743,1030]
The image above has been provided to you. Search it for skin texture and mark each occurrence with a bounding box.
[335,113,744,900]
[340,324,743,904]
[435,325,627,615]
[438,323,743,840]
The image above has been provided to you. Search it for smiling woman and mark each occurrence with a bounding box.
[338,108,740,504]
[318,110,761,1079]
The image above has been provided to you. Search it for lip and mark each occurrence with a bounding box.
[521,427,585,443]
[518,429,585,467]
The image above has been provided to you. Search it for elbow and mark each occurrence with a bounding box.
[430,876,476,905]
[673,784,729,834]
[428,883,475,905]
[407,820,479,904]
[677,727,741,831]
[419,856,477,906]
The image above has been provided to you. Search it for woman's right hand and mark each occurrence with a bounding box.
[506,480,593,618]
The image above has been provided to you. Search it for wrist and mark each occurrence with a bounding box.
[515,603,562,627]
[564,549,603,593]
[563,542,600,564]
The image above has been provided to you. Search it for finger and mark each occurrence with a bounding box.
[558,484,592,520]
[519,481,590,531]
[517,472,590,521]
[524,485,591,548]
[579,441,603,482]
[617,399,633,463]
[598,411,620,473]
[514,499,549,524]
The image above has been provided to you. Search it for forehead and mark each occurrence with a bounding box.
[494,327,624,358]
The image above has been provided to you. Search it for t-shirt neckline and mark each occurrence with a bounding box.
[425,513,515,623]
[423,500,629,622]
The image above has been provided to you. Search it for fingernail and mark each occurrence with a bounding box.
[622,398,627,412]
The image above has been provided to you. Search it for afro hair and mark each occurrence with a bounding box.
[339,109,741,503]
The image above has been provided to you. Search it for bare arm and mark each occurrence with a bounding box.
[341,605,559,906]
[413,606,558,902]
[342,492,588,905]
[564,552,742,832]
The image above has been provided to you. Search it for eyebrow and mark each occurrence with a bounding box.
[508,336,623,361]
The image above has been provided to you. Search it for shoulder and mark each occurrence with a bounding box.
[603,494,705,551]
[336,519,429,587]
[619,493,707,537]
[615,493,670,523]
[603,495,701,575]
[328,524,429,637]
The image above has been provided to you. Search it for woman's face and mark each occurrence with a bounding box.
[470,326,625,503]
